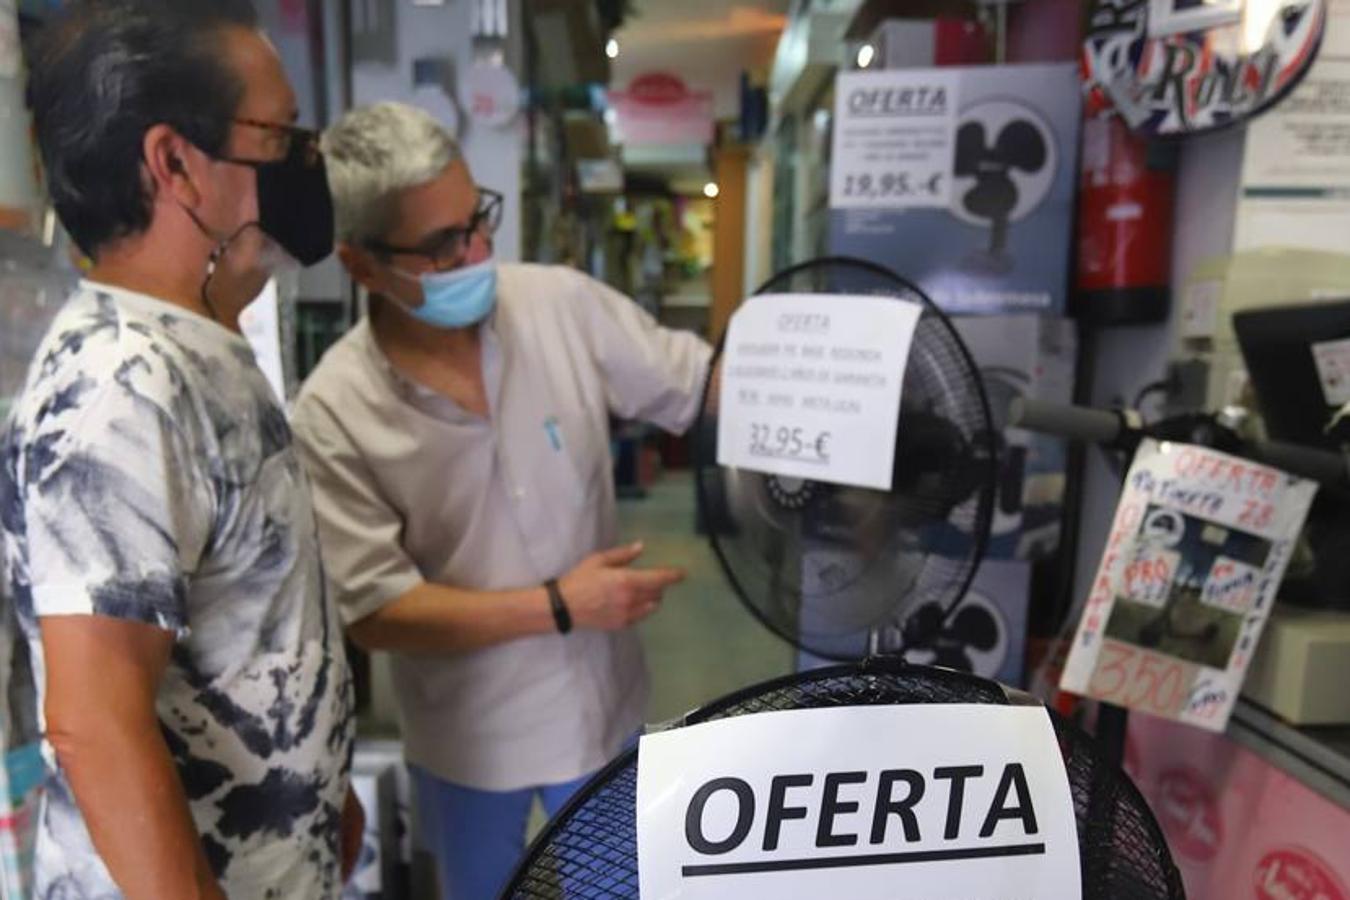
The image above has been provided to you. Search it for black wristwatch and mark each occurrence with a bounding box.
[544,578,573,634]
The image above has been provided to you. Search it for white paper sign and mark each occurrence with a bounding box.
[1061,440,1317,731]
[637,705,1082,900]
[1180,280,1221,340]
[716,293,921,491]
[830,69,960,210]
[1311,337,1350,406]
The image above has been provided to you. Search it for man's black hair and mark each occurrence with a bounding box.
[26,0,259,258]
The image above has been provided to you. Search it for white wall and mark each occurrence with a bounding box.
[743,146,777,297]
[350,1,525,262]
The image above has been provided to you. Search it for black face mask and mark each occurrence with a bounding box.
[232,145,335,266]
[204,135,335,267]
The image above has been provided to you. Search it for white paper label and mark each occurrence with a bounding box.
[716,293,920,491]
[1200,556,1261,614]
[1311,337,1350,406]
[830,69,960,210]
[1061,440,1317,731]
[1180,280,1222,339]
[637,705,1082,900]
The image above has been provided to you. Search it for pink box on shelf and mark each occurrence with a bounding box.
[1127,713,1350,900]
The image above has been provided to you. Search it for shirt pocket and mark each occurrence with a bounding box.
[545,410,608,509]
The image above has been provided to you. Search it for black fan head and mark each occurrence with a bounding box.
[501,660,1186,900]
[694,257,997,661]
[955,119,1049,225]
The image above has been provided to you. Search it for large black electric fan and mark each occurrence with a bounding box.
[501,660,1187,899]
[693,257,999,661]
[500,259,1185,899]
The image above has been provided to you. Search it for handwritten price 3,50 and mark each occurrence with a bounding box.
[1087,641,1191,718]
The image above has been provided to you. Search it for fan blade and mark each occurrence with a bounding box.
[996,120,1048,172]
[764,512,803,632]
[954,121,988,176]
[952,605,1001,651]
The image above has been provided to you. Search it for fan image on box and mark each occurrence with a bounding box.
[901,590,1007,675]
[693,257,998,662]
[952,100,1056,274]
[500,660,1187,899]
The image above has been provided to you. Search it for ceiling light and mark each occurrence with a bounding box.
[857,43,875,69]
[606,38,620,59]
[703,182,720,199]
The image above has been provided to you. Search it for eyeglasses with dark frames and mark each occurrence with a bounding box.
[224,117,324,168]
[365,188,504,271]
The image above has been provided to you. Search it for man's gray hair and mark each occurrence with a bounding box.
[322,101,462,245]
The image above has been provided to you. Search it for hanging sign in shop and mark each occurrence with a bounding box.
[828,63,1080,316]
[716,293,920,491]
[636,705,1082,900]
[830,69,960,210]
[1083,0,1327,137]
[610,72,714,147]
[1236,53,1350,254]
[1060,440,1317,732]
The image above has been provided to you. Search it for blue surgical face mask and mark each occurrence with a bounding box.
[394,257,498,329]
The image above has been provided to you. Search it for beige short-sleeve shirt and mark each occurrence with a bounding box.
[291,263,711,789]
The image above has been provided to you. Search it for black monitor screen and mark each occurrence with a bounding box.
[1234,300,1350,451]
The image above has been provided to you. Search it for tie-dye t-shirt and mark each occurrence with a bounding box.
[0,282,355,898]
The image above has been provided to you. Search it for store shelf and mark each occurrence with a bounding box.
[1227,698,1350,811]
[663,294,711,309]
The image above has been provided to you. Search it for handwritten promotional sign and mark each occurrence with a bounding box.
[1061,440,1317,731]
[717,294,920,491]
[637,705,1081,900]
[830,69,960,210]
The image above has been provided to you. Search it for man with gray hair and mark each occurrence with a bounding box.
[291,101,712,899]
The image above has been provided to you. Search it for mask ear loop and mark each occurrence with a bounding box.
[163,149,268,322]
[185,206,258,323]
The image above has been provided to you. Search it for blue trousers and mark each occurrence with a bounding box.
[411,765,594,900]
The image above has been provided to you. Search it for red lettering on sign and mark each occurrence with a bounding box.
[1087,641,1190,717]
[1254,848,1349,900]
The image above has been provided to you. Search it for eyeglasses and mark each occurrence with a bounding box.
[366,188,504,271]
[229,117,323,167]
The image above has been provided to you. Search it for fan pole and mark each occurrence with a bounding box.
[1096,704,1129,767]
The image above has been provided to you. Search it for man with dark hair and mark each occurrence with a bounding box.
[1,2,358,897]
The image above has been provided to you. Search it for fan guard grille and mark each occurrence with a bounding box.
[693,257,998,660]
[502,661,1186,900]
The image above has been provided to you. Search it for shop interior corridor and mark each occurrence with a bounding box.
[621,472,793,725]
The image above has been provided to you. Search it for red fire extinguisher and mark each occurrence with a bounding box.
[1074,113,1176,326]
